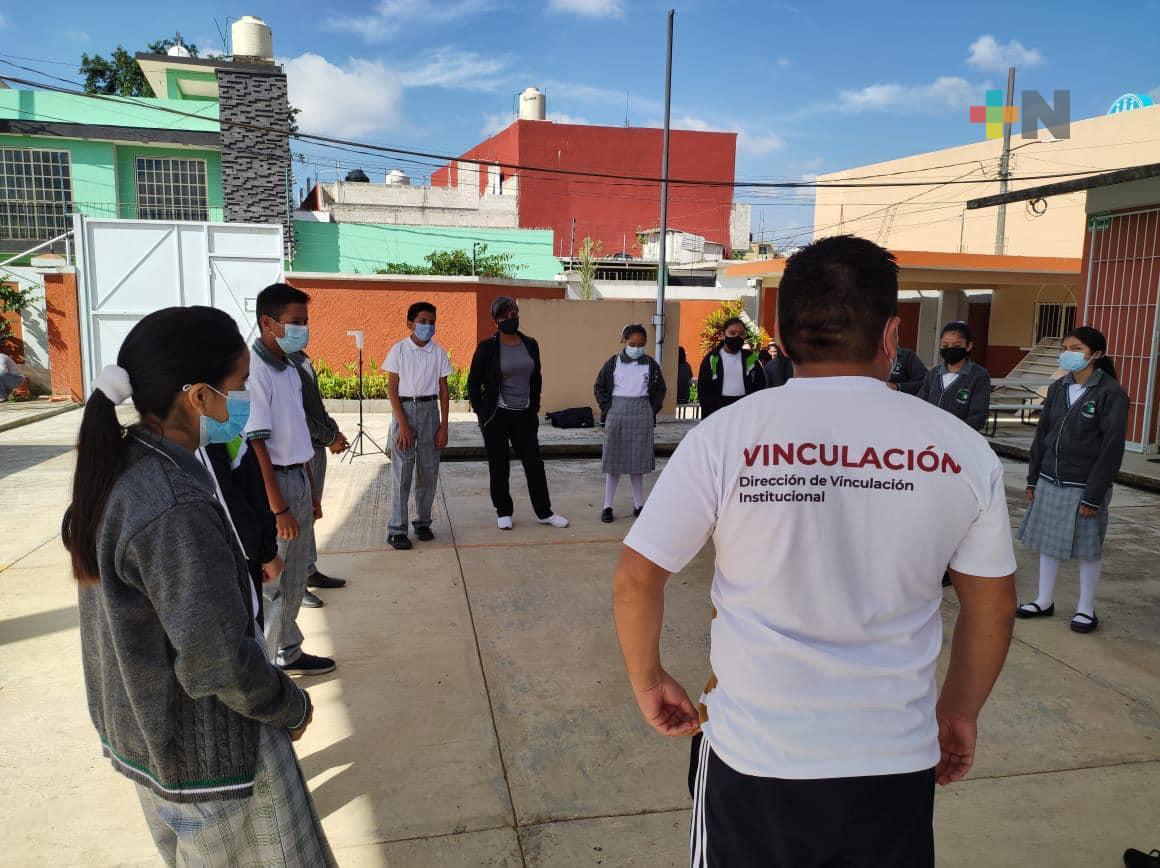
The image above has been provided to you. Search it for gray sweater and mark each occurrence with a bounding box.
[79,428,309,803]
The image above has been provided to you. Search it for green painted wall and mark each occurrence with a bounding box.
[115,145,224,220]
[0,89,218,130]
[0,134,118,219]
[293,221,563,280]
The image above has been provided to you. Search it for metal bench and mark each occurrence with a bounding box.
[986,400,1043,437]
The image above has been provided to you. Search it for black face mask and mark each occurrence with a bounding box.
[498,317,520,335]
[940,346,969,365]
[723,335,745,352]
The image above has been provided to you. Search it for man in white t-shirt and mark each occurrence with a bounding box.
[384,301,452,550]
[613,235,1017,867]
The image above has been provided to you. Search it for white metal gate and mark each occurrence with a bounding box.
[74,215,284,392]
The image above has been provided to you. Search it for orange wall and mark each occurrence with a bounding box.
[45,271,84,401]
[676,300,724,371]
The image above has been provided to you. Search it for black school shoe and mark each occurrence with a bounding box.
[389,534,413,551]
[280,653,336,676]
[301,590,324,609]
[601,508,614,523]
[1016,602,1055,618]
[1070,612,1099,633]
[416,526,435,542]
[307,571,346,589]
[1123,848,1160,868]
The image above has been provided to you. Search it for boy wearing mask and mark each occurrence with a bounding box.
[385,302,452,550]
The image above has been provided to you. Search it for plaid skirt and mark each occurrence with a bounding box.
[602,396,656,475]
[136,725,336,867]
[1018,479,1111,561]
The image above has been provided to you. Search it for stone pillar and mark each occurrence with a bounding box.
[216,66,294,259]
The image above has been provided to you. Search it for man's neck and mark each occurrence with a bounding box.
[793,361,884,380]
[260,333,286,361]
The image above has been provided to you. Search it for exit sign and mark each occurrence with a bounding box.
[1088,214,1112,231]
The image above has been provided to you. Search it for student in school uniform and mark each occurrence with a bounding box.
[594,323,667,523]
[696,317,766,417]
[888,346,928,395]
[762,342,795,388]
[917,321,991,431]
[676,346,695,406]
[246,283,336,677]
[286,347,349,608]
[1017,326,1129,634]
[384,301,452,551]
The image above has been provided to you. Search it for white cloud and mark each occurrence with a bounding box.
[777,57,791,68]
[282,53,403,138]
[0,13,8,26]
[674,114,714,131]
[1150,85,1160,102]
[838,75,975,113]
[543,79,664,117]
[967,35,1044,73]
[481,112,514,136]
[327,0,496,43]
[738,129,785,156]
[65,30,91,42]
[399,47,510,91]
[548,0,624,17]
[550,112,590,125]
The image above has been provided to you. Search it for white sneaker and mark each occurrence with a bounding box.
[537,514,570,528]
[497,516,514,531]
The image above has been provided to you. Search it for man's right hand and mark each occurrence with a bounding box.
[1026,487,1035,503]
[935,712,977,785]
[276,510,300,540]
[396,424,416,452]
[633,669,701,737]
[289,707,313,742]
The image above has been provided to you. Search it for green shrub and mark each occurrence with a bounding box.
[314,357,469,402]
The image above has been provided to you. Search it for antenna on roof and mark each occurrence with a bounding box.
[625,90,630,127]
[213,18,229,56]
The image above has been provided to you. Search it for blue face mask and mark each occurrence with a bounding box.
[274,323,309,354]
[1059,350,1090,373]
[414,322,436,342]
[624,345,646,360]
[199,387,252,447]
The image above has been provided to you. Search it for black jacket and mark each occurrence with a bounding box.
[697,346,765,417]
[917,359,991,431]
[677,361,694,404]
[762,354,795,388]
[594,352,667,423]
[890,347,928,395]
[1027,369,1129,508]
[467,332,543,426]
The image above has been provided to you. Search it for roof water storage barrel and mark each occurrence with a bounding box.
[232,16,274,63]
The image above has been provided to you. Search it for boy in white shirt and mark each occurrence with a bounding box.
[614,235,1017,867]
[384,301,451,550]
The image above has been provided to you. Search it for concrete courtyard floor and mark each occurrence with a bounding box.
[2,411,1159,867]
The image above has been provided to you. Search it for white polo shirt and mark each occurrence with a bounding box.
[384,337,453,398]
[720,350,746,396]
[245,347,315,467]
[624,376,1016,780]
[613,358,650,398]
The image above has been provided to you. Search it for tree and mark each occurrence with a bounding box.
[80,36,198,97]
[374,244,521,279]
[699,299,771,356]
[0,280,37,347]
[576,236,602,300]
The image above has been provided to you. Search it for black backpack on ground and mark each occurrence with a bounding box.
[545,407,595,429]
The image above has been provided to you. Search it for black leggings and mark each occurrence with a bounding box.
[482,408,553,519]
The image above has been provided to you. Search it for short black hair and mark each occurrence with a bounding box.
[490,296,518,320]
[621,323,647,342]
[721,317,746,333]
[940,321,973,343]
[777,235,898,364]
[408,301,437,322]
[256,283,310,326]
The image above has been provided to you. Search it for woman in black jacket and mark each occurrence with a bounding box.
[467,296,569,531]
[917,321,991,431]
[594,323,666,522]
[1016,327,1129,634]
[696,317,766,417]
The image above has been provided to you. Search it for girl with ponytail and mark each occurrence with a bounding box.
[1017,326,1129,635]
[63,306,334,865]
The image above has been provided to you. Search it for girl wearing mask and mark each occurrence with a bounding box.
[594,324,667,522]
[696,317,766,417]
[63,307,334,866]
[917,321,991,431]
[1017,326,1128,633]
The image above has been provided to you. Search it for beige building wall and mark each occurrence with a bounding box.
[518,299,681,417]
[989,284,1079,348]
[813,106,1160,258]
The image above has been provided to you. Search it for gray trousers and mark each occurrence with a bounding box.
[263,466,314,666]
[306,445,327,576]
[389,401,442,535]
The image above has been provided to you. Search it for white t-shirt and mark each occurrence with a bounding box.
[942,371,960,389]
[613,358,650,398]
[385,338,453,398]
[0,353,20,376]
[624,376,1016,780]
[720,350,746,397]
[245,348,315,467]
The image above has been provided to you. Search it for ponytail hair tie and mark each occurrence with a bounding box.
[92,364,133,405]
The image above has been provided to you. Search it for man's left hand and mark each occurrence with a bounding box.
[435,424,449,450]
[633,670,701,737]
[329,433,349,454]
[1078,503,1098,518]
[312,500,323,520]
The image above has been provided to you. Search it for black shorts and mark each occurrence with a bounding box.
[688,733,935,868]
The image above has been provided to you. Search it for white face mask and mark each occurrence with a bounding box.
[624,345,646,360]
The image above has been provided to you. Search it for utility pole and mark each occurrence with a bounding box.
[994,65,1016,255]
[654,9,674,364]
[569,217,576,266]
[472,242,477,276]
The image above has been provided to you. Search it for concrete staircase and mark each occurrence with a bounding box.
[993,337,1062,401]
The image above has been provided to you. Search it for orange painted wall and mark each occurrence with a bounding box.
[676,300,724,371]
[45,271,84,401]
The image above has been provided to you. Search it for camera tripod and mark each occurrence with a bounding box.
[341,347,385,462]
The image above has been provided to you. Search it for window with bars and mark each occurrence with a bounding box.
[1034,303,1077,343]
[0,148,74,241]
[135,157,209,222]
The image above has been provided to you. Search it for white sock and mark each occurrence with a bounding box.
[1035,553,1060,609]
[1077,558,1102,617]
[630,474,645,509]
[604,474,620,510]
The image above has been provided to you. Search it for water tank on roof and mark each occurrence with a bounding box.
[345,169,370,183]
[386,169,411,186]
[519,87,546,121]
[232,15,274,63]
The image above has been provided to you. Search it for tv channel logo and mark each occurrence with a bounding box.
[970,89,1071,140]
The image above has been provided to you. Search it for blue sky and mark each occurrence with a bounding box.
[6,0,1160,244]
